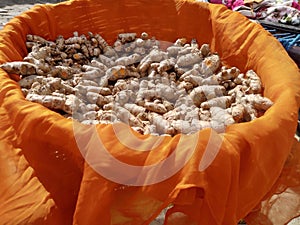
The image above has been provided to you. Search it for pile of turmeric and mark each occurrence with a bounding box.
[0,31,273,135]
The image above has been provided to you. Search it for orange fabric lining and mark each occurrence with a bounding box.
[0,0,299,224]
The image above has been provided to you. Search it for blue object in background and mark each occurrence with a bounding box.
[264,27,300,50]
[277,34,300,50]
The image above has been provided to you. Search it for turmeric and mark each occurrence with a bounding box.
[0,31,274,136]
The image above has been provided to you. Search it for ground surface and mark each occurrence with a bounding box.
[0,1,299,225]
[0,0,65,30]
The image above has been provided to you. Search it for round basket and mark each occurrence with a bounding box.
[0,0,299,224]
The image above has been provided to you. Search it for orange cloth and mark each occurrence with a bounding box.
[0,0,300,224]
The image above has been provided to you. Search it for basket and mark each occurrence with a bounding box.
[0,0,300,224]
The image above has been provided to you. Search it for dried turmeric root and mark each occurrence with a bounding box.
[0,61,38,76]
[0,31,274,136]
